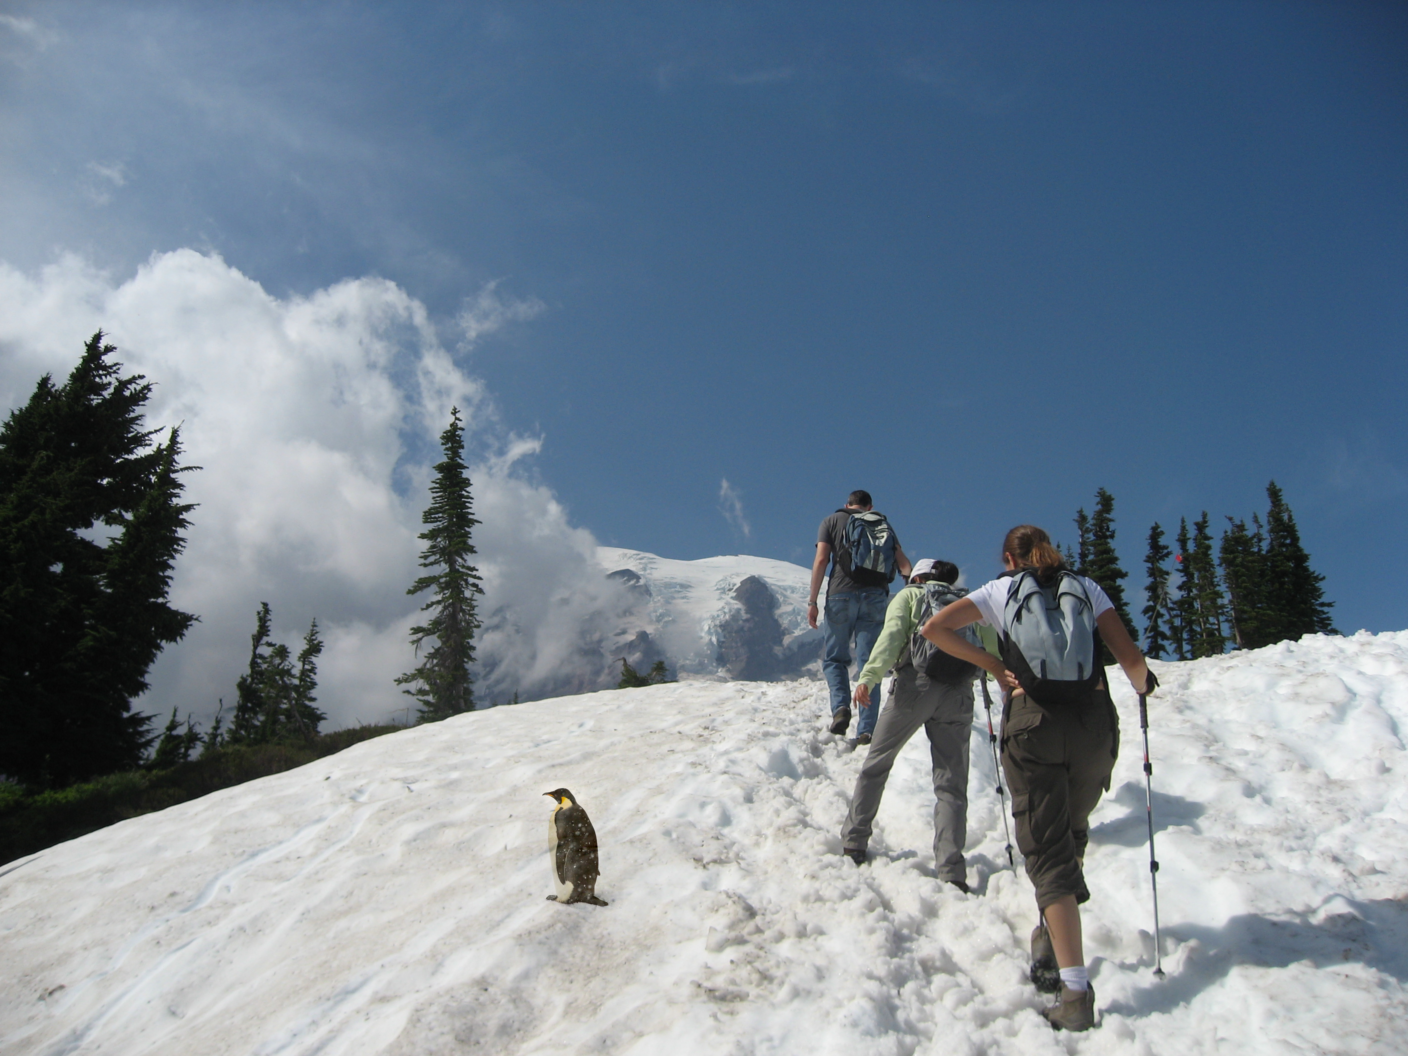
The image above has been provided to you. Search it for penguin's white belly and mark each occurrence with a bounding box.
[548,813,574,901]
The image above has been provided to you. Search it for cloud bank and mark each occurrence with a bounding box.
[0,250,632,731]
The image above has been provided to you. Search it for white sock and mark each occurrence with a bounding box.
[1059,966,1089,992]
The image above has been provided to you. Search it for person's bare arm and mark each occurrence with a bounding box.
[1095,609,1151,694]
[808,542,831,629]
[921,598,1018,690]
[893,543,912,581]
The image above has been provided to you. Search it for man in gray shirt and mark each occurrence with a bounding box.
[807,490,911,743]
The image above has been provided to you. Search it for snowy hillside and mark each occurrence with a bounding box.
[3,632,1407,1055]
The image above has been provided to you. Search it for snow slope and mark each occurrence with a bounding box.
[3,632,1407,1055]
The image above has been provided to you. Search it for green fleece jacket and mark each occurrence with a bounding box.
[857,583,999,689]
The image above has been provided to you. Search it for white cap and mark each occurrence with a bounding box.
[909,558,939,582]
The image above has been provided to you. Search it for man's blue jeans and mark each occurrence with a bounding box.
[822,589,889,738]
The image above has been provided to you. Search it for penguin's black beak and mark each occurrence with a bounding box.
[543,792,556,800]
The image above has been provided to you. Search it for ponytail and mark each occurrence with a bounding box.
[1002,525,1065,584]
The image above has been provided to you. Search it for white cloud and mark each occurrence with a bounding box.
[719,477,751,539]
[81,160,130,206]
[455,280,546,350]
[0,250,628,731]
[0,14,56,52]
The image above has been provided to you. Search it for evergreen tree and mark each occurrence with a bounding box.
[1141,522,1174,660]
[1171,519,1195,661]
[229,603,325,745]
[397,408,484,721]
[617,658,673,688]
[1072,508,1092,573]
[202,700,227,755]
[0,332,197,788]
[1186,513,1228,657]
[291,620,326,739]
[1262,481,1335,640]
[1219,515,1270,649]
[149,708,202,770]
[1083,488,1138,643]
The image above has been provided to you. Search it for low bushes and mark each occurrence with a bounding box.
[0,725,402,866]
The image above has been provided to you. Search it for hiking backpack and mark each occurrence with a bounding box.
[908,582,983,685]
[1000,569,1103,707]
[840,510,897,588]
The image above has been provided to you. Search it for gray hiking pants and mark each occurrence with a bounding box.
[841,667,974,883]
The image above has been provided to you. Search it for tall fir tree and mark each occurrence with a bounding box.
[1141,522,1174,659]
[1171,518,1195,661]
[1072,508,1092,573]
[1219,514,1270,649]
[0,333,197,788]
[1082,488,1139,643]
[1186,512,1228,657]
[1262,481,1335,640]
[397,407,484,721]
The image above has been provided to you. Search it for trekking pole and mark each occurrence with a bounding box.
[1139,690,1166,977]
[980,677,1015,868]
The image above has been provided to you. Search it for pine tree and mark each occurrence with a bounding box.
[290,620,326,739]
[1083,488,1138,644]
[1262,481,1335,640]
[1220,515,1270,649]
[0,332,197,788]
[231,602,275,744]
[1141,522,1174,659]
[617,658,673,688]
[1171,519,1195,661]
[229,604,325,745]
[1072,508,1092,573]
[397,407,484,721]
[1186,512,1228,657]
[149,708,202,769]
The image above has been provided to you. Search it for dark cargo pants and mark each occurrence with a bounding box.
[841,666,975,884]
[999,686,1119,909]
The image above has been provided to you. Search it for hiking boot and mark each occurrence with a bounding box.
[829,707,851,735]
[856,732,872,745]
[1040,984,1095,1032]
[1029,923,1061,993]
[843,848,867,866]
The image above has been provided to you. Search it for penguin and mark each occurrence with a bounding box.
[543,788,608,906]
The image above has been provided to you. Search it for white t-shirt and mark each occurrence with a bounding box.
[967,573,1114,642]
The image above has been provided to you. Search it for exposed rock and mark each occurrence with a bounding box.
[717,576,811,681]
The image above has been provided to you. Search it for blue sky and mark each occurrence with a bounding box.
[2,1,1405,658]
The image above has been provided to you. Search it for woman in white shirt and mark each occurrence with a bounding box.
[921,524,1153,1032]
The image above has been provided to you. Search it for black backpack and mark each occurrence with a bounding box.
[908,582,982,685]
